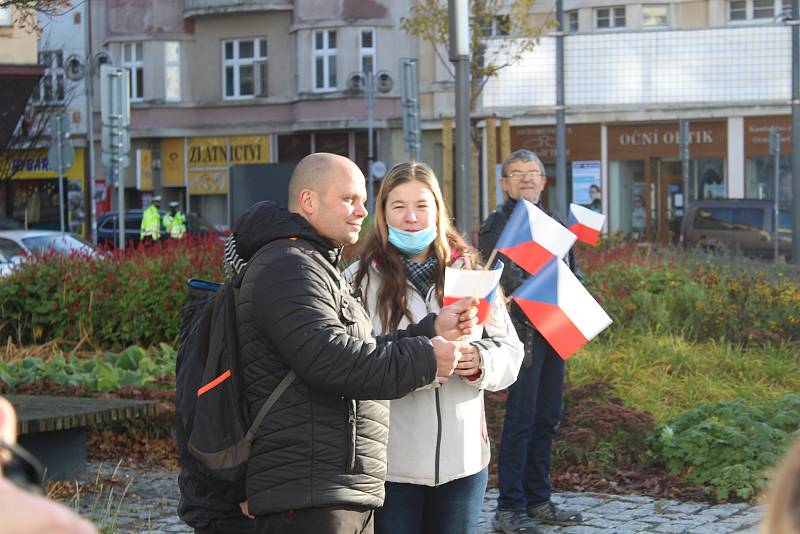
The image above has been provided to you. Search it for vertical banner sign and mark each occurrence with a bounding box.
[571,160,602,213]
[161,138,185,187]
[136,149,153,191]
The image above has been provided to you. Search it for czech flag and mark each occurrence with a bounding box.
[443,261,504,324]
[511,257,612,360]
[568,203,605,246]
[495,199,577,277]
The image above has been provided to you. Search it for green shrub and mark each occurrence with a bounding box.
[577,242,800,345]
[0,236,223,349]
[648,395,800,501]
[0,344,176,392]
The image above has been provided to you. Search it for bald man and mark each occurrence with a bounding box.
[227,153,479,534]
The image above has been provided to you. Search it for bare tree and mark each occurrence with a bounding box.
[0,0,72,33]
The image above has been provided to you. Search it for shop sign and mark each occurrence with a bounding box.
[744,116,791,156]
[188,169,228,195]
[187,135,269,168]
[0,148,85,180]
[136,149,153,191]
[508,124,601,162]
[161,138,185,187]
[608,122,726,159]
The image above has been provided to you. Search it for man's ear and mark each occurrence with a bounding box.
[500,177,510,195]
[298,189,315,215]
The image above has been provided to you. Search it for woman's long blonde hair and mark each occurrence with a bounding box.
[354,161,476,331]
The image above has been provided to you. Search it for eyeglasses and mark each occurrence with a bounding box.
[504,171,545,180]
[0,440,44,493]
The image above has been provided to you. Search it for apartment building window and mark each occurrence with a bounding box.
[164,41,181,102]
[223,37,268,99]
[313,30,337,91]
[0,7,11,26]
[595,6,626,28]
[729,0,789,20]
[642,4,670,26]
[567,10,579,32]
[359,28,376,74]
[36,51,65,104]
[122,43,144,101]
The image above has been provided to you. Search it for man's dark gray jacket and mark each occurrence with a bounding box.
[233,202,438,516]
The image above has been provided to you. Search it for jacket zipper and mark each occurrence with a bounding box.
[434,388,442,485]
[345,398,357,472]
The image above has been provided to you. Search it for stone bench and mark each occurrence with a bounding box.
[6,394,159,480]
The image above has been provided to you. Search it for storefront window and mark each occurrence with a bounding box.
[745,156,792,205]
[609,160,646,236]
[691,158,726,200]
[277,133,311,162]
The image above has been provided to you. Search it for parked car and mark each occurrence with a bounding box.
[0,230,99,277]
[96,210,220,248]
[680,199,792,258]
[0,215,23,230]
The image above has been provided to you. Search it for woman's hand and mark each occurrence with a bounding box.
[454,343,482,377]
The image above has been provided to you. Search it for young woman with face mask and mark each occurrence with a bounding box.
[345,162,524,534]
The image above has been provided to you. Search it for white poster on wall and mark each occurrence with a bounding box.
[571,160,602,212]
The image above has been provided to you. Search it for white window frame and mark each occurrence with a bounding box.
[0,7,12,26]
[594,6,626,29]
[35,50,65,105]
[164,41,181,102]
[359,28,376,75]
[313,29,337,92]
[121,42,144,102]
[222,37,268,100]
[641,4,670,27]
[728,0,789,21]
[566,10,579,32]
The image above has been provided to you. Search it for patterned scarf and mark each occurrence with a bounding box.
[223,235,246,282]
[402,254,438,298]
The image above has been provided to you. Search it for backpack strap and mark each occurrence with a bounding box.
[244,369,295,442]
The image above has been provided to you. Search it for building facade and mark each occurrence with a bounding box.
[88,0,419,228]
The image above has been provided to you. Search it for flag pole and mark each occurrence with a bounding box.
[484,249,498,271]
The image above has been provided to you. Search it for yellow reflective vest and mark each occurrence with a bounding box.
[163,211,186,239]
[140,204,161,240]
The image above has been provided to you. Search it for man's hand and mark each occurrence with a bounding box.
[239,500,255,519]
[454,344,481,377]
[435,297,479,340]
[431,336,462,379]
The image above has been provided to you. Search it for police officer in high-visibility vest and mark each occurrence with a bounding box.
[140,195,162,244]
[163,201,187,239]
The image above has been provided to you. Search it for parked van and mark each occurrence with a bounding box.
[680,199,792,258]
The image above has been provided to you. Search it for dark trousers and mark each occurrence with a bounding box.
[497,331,565,510]
[195,515,255,534]
[256,505,373,534]
[375,468,488,534]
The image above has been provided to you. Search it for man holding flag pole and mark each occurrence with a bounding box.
[479,150,584,533]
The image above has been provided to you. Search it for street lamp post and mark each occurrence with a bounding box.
[449,0,471,239]
[347,69,393,215]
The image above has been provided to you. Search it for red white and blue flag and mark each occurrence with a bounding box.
[568,203,605,246]
[443,261,504,324]
[511,257,612,360]
[495,199,577,277]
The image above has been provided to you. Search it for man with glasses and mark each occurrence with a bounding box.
[479,150,583,534]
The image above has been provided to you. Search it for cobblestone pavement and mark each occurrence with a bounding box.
[64,462,762,533]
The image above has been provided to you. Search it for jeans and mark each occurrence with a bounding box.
[375,468,488,534]
[497,330,565,510]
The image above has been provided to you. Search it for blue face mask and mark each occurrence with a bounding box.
[387,224,438,256]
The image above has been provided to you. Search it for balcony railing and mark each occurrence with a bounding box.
[183,0,292,18]
[481,24,791,110]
